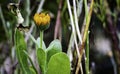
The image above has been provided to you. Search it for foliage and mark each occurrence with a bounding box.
[15,29,70,74]
[0,0,120,74]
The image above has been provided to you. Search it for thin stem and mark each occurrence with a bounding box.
[75,0,94,73]
[83,0,94,45]
[84,0,88,21]
[67,0,80,56]
[25,21,35,42]
[24,0,30,26]
[116,0,120,9]
[85,31,90,74]
[67,0,84,74]
[37,0,45,13]
[110,55,117,74]
[77,0,83,16]
[67,33,74,63]
[54,0,62,39]
[27,33,37,45]
[73,0,82,44]
[40,30,43,49]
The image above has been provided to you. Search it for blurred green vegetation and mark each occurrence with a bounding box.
[0,0,120,74]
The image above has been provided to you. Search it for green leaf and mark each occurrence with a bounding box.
[23,50,37,74]
[46,39,62,62]
[15,29,32,74]
[37,48,47,74]
[29,66,37,74]
[47,52,71,74]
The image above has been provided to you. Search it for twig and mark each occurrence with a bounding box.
[25,22,35,42]
[67,0,80,57]
[83,0,94,51]
[75,0,94,73]
[81,18,86,37]
[110,54,117,74]
[24,0,30,26]
[67,0,84,74]
[77,0,83,16]
[85,31,90,74]
[73,0,84,73]
[73,0,82,44]
[37,0,45,13]
[54,0,62,40]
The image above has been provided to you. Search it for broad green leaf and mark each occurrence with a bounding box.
[37,48,47,74]
[36,37,46,49]
[47,52,71,74]
[46,39,62,62]
[15,29,32,74]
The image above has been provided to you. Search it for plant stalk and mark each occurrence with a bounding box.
[75,0,94,73]
[40,30,43,49]
[85,31,90,74]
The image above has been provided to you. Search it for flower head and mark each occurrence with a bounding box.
[34,13,50,25]
[33,13,50,30]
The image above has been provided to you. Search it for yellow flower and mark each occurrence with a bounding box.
[33,13,50,26]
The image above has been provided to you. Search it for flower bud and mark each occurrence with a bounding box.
[33,13,50,30]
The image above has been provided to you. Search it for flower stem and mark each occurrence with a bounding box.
[40,30,43,49]
[85,31,90,74]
